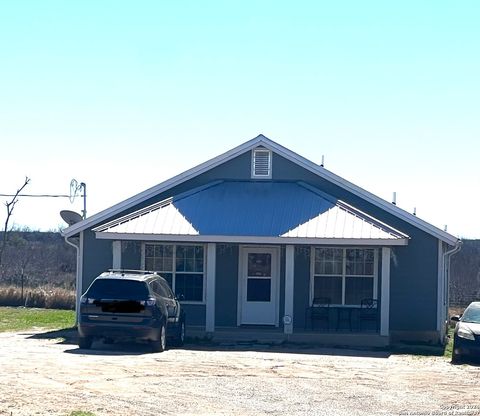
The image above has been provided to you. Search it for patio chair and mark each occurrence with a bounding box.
[307,297,331,331]
[359,298,379,332]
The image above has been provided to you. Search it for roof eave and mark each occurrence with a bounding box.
[95,231,409,246]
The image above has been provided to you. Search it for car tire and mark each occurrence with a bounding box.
[152,323,167,353]
[451,347,462,364]
[172,319,185,347]
[78,336,93,349]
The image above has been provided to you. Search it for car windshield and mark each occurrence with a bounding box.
[86,279,149,300]
[461,303,480,324]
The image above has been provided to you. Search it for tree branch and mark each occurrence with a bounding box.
[0,177,30,268]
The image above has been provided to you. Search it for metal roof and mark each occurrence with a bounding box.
[94,181,409,244]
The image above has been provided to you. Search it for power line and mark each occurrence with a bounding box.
[0,194,71,198]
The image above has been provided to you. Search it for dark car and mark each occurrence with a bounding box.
[450,301,480,363]
[78,270,185,352]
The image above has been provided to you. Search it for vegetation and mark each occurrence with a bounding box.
[0,177,30,268]
[0,230,76,309]
[444,328,454,359]
[0,285,75,309]
[0,306,75,332]
[0,229,75,289]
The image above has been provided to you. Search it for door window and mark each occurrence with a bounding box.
[246,253,272,302]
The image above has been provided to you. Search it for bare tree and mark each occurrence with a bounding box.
[0,177,30,268]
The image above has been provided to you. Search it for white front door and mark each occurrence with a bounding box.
[239,247,279,326]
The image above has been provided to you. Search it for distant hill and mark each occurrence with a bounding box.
[0,231,478,306]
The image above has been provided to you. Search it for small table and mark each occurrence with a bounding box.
[336,307,353,331]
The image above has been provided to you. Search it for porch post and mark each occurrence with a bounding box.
[206,243,216,333]
[284,245,294,334]
[112,240,121,269]
[380,247,391,336]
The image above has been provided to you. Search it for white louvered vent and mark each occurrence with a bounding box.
[252,148,272,178]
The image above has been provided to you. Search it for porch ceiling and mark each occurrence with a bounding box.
[93,181,409,244]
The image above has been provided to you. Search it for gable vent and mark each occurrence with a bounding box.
[252,148,272,178]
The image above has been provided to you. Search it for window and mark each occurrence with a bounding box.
[251,148,272,178]
[312,247,377,306]
[144,244,205,302]
[150,279,174,299]
[87,279,149,300]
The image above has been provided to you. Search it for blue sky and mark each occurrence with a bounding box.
[0,1,479,238]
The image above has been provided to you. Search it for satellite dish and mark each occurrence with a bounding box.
[60,210,83,226]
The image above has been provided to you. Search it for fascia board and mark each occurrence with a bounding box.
[95,232,409,246]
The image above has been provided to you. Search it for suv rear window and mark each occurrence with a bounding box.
[87,279,149,300]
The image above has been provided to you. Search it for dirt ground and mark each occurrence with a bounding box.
[1,330,480,416]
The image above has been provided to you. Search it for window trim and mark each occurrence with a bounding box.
[141,242,206,304]
[310,247,379,307]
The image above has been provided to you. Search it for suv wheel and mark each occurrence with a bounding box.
[78,336,93,349]
[152,323,166,352]
[451,349,462,364]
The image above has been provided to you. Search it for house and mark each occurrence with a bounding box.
[62,134,461,346]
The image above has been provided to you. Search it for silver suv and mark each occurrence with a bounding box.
[78,270,185,352]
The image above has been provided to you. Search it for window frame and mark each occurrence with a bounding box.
[310,247,378,307]
[141,242,206,304]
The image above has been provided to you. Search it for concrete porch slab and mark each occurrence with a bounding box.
[186,326,389,348]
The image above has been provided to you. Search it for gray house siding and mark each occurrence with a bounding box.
[81,230,113,293]
[389,235,439,332]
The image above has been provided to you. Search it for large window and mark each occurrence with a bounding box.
[144,243,205,302]
[312,247,377,306]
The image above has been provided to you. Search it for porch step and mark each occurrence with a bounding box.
[186,326,389,348]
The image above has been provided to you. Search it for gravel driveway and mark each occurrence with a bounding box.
[0,330,479,416]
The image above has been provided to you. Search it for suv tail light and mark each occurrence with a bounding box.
[140,298,156,306]
[80,296,95,304]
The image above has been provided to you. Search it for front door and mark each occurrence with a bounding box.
[239,247,279,326]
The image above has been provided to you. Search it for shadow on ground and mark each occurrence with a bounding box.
[26,327,77,345]
[23,327,468,362]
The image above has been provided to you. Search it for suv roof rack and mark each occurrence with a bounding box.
[106,269,157,276]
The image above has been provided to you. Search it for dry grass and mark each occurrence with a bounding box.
[0,285,75,310]
[449,306,465,318]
